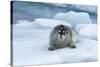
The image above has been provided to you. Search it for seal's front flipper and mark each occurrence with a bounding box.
[48,47,56,51]
[70,45,76,49]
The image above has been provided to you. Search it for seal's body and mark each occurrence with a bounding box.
[48,25,76,50]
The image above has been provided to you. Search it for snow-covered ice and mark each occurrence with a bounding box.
[13,18,97,66]
[53,11,92,27]
[34,18,72,28]
[76,24,97,40]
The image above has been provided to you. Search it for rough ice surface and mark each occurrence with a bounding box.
[68,5,97,14]
[13,1,97,15]
[34,18,72,28]
[53,11,92,27]
[76,24,97,40]
[12,1,97,24]
[12,11,97,66]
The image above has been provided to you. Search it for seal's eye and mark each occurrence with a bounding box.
[57,30,61,34]
[58,30,61,32]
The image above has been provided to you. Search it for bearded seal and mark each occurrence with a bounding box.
[48,24,76,50]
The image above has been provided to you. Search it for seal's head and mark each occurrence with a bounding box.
[54,24,71,41]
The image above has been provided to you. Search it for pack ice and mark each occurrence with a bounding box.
[13,11,97,66]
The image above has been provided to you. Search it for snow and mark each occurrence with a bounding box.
[15,20,33,27]
[76,24,97,40]
[72,30,79,43]
[53,11,92,27]
[13,18,97,66]
[34,18,72,28]
[13,38,97,66]
[14,18,72,29]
